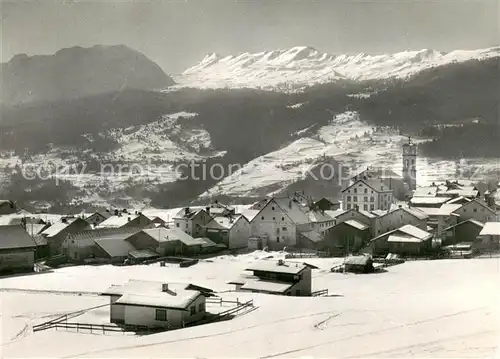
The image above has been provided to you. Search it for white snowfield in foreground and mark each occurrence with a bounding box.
[200,111,500,199]
[174,45,500,91]
[1,253,499,358]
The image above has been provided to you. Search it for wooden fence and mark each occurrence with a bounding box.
[189,299,256,326]
[311,289,328,297]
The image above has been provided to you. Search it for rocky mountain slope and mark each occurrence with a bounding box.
[175,45,500,91]
[0,45,499,211]
[1,45,175,107]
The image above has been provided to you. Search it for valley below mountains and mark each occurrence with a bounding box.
[0,45,499,212]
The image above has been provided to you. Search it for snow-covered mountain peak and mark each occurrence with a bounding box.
[175,45,500,91]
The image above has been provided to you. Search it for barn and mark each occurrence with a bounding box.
[0,225,37,273]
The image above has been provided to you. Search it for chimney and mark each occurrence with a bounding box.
[206,206,210,214]
[277,259,284,266]
[128,217,131,222]
[185,207,190,215]
[162,283,169,292]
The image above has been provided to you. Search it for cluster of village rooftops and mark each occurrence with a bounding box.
[1,170,500,331]
[1,171,499,274]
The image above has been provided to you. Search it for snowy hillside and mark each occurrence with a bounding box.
[201,111,500,199]
[175,46,500,91]
[0,112,224,207]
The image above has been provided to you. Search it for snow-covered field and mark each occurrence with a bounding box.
[201,111,500,199]
[1,253,498,358]
[174,46,500,91]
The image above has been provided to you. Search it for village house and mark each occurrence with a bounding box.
[307,210,336,235]
[173,208,212,237]
[96,213,152,229]
[442,219,484,247]
[40,217,90,256]
[61,227,141,262]
[313,198,340,211]
[333,208,378,234]
[320,219,370,256]
[101,280,214,330]
[93,235,137,263]
[341,179,394,211]
[204,214,251,250]
[206,201,235,217]
[0,200,16,215]
[409,205,460,235]
[478,222,500,252]
[83,211,111,227]
[125,227,218,257]
[409,196,451,208]
[369,224,433,256]
[350,167,408,199]
[229,259,313,296]
[372,206,428,236]
[451,199,497,223]
[249,197,310,250]
[0,225,37,273]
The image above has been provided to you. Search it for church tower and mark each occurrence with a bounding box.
[402,136,417,191]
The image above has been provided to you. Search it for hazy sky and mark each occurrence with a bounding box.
[1,0,498,73]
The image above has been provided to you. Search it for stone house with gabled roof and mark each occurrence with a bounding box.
[372,206,429,236]
[173,208,212,237]
[451,199,497,223]
[369,224,433,256]
[204,214,251,250]
[249,197,310,250]
[342,179,394,211]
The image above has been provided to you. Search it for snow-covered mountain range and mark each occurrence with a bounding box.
[175,46,500,91]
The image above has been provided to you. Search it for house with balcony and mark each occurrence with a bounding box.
[228,259,314,296]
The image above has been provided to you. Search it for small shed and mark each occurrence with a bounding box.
[343,255,374,274]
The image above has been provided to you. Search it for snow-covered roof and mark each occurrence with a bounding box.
[479,222,500,236]
[246,260,309,275]
[344,219,369,231]
[371,224,432,242]
[94,237,136,258]
[444,219,484,231]
[205,215,246,230]
[0,225,36,250]
[324,209,348,218]
[239,209,259,222]
[397,224,433,240]
[141,227,207,246]
[300,230,323,243]
[342,178,392,193]
[412,206,461,217]
[410,197,450,205]
[358,209,378,219]
[387,234,425,243]
[240,279,292,293]
[308,210,334,223]
[103,280,207,309]
[273,198,310,224]
[446,196,472,205]
[401,207,429,220]
[41,220,74,237]
[96,215,141,229]
[413,186,438,197]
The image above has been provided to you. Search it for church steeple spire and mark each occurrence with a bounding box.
[402,136,417,191]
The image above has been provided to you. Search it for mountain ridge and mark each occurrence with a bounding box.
[176,45,500,91]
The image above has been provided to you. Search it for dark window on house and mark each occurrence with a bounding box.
[370,196,374,202]
[176,223,180,227]
[282,227,287,231]
[296,290,301,296]
[347,196,351,201]
[354,188,357,193]
[363,205,368,210]
[286,292,291,296]
[364,188,368,193]
[155,309,167,321]
[473,208,477,212]
[262,216,265,220]
[272,206,275,210]
[185,223,188,228]
[198,302,205,312]
[281,217,285,221]
[364,197,368,202]
[346,204,351,209]
[277,237,280,243]
[190,306,196,316]
[273,217,276,220]
[353,196,357,202]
